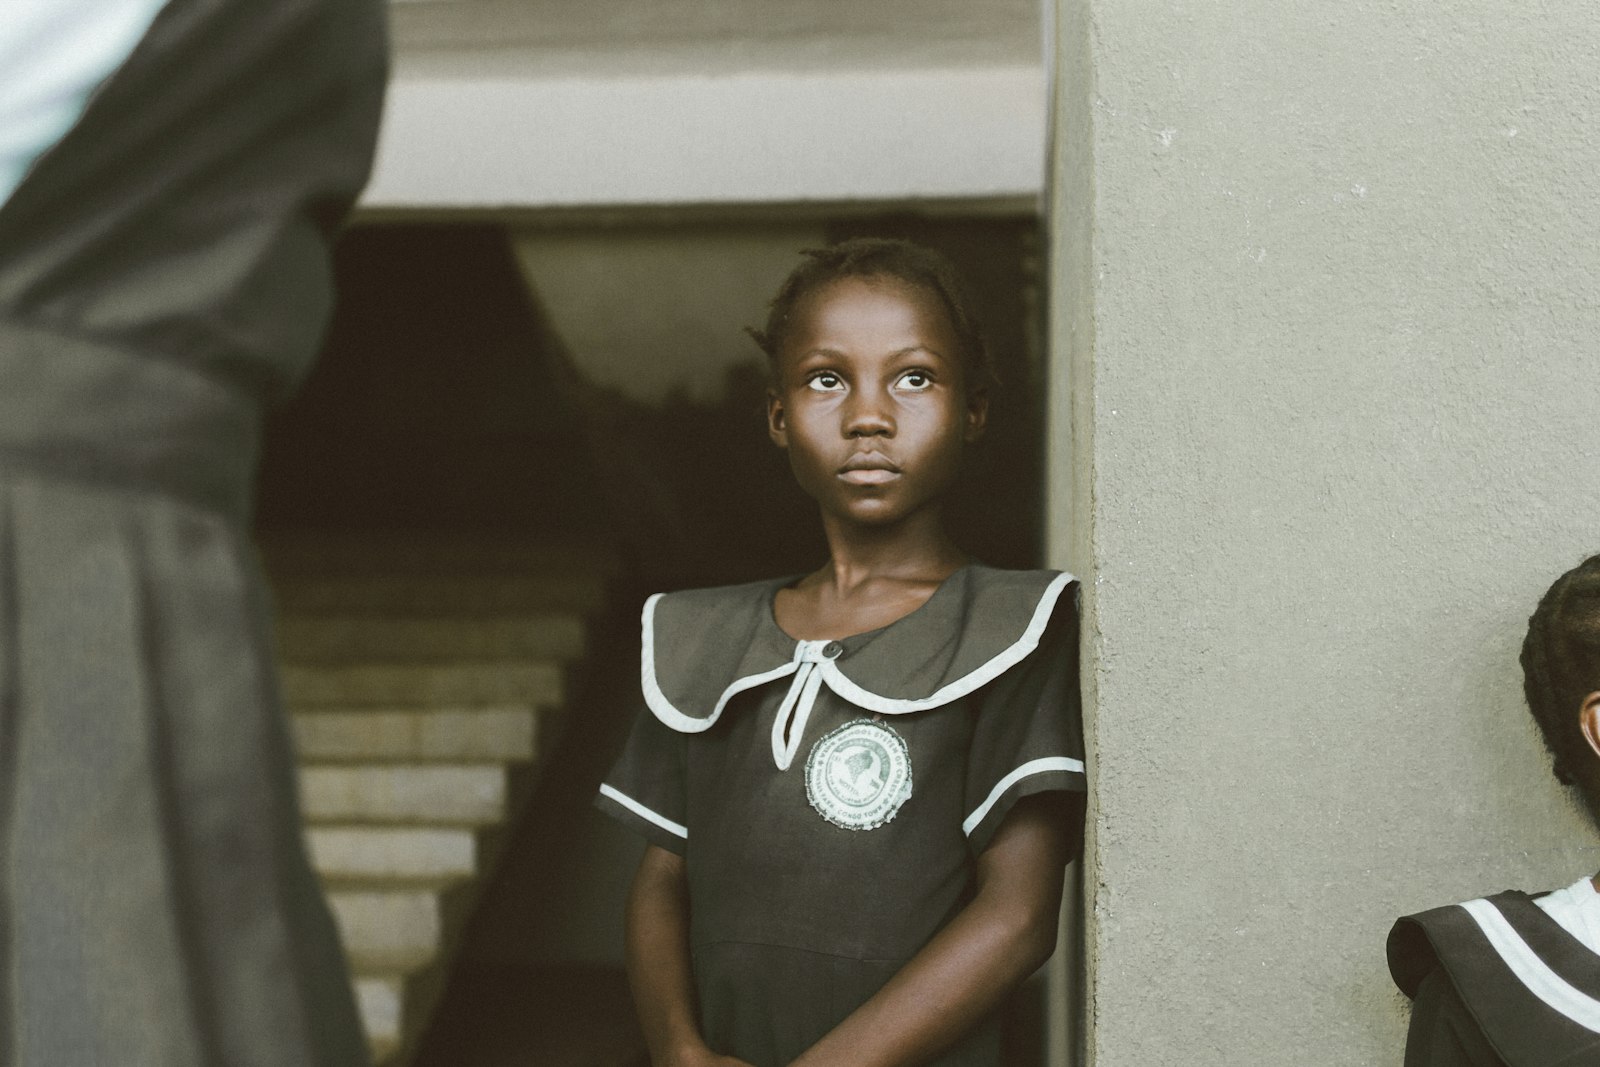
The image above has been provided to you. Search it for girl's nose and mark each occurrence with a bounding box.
[843,388,895,437]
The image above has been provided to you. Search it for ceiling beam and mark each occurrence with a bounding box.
[361,66,1048,210]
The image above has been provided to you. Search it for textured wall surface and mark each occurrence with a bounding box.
[1051,2,1600,1063]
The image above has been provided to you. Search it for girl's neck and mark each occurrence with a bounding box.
[772,512,968,642]
[816,510,967,592]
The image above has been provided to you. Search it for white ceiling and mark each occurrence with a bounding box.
[366,0,1047,210]
[390,0,1043,77]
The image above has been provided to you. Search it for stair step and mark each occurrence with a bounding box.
[356,962,450,1067]
[275,613,586,664]
[357,974,406,1047]
[270,574,609,614]
[301,764,512,825]
[282,661,562,708]
[371,1035,401,1067]
[308,826,485,882]
[293,706,539,762]
[329,881,472,970]
[260,530,617,1067]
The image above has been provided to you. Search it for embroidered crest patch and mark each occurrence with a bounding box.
[805,719,913,830]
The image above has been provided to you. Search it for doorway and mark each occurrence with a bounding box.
[256,211,1053,1065]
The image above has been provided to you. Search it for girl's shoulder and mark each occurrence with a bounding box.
[1388,887,1600,1065]
[942,564,1078,634]
[823,564,1077,707]
[638,575,794,733]
[642,575,791,672]
[646,574,789,616]
[647,564,1073,617]
[640,567,1078,734]
[644,565,1075,659]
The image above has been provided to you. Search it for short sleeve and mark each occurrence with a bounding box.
[595,706,689,856]
[962,584,1085,854]
[1402,969,1507,1067]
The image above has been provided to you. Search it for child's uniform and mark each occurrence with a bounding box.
[1387,880,1600,1067]
[596,564,1084,1067]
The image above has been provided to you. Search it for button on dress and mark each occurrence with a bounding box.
[598,566,1085,1067]
[0,1,387,1063]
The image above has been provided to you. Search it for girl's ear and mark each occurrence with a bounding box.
[767,388,789,448]
[964,387,990,444]
[1579,692,1600,761]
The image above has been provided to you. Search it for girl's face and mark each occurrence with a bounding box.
[766,274,987,531]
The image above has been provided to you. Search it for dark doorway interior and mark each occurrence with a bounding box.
[256,224,609,539]
[256,215,1049,1066]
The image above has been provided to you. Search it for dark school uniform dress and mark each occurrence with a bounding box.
[1388,891,1600,1067]
[597,565,1085,1067]
[0,2,386,1065]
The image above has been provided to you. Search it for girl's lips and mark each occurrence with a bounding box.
[838,468,900,486]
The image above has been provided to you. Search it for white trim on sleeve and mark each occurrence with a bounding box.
[1459,897,1600,1033]
[962,756,1085,837]
[598,783,688,840]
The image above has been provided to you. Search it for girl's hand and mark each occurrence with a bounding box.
[629,847,753,1067]
[787,793,1077,1067]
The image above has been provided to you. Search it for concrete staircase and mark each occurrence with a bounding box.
[262,534,613,1066]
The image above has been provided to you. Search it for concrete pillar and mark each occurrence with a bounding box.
[1049,1,1600,1063]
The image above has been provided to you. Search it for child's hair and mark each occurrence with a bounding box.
[1520,553,1600,799]
[747,237,994,390]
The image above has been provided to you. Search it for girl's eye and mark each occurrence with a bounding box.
[897,370,933,390]
[806,372,845,392]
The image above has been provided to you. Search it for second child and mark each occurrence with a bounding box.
[1388,554,1600,1066]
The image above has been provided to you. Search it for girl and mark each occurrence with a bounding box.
[1388,553,1600,1066]
[596,238,1085,1067]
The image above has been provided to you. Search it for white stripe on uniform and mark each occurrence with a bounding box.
[1459,896,1600,1034]
[599,783,688,840]
[962,756,1084,837]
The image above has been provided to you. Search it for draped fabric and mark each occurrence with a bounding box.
[0,1,388,1063]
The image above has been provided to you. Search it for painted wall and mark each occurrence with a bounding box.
[1050,2,1600,1063]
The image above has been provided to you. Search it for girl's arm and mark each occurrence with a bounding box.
[789,791,1081,1067]
[626,844,754,1067]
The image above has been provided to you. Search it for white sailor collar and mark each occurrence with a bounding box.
[640,566,1076,766]
[1390,889,1600,1063]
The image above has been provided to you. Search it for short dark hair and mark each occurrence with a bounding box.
[747,238,993,390]
[1520,553,1600,804]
